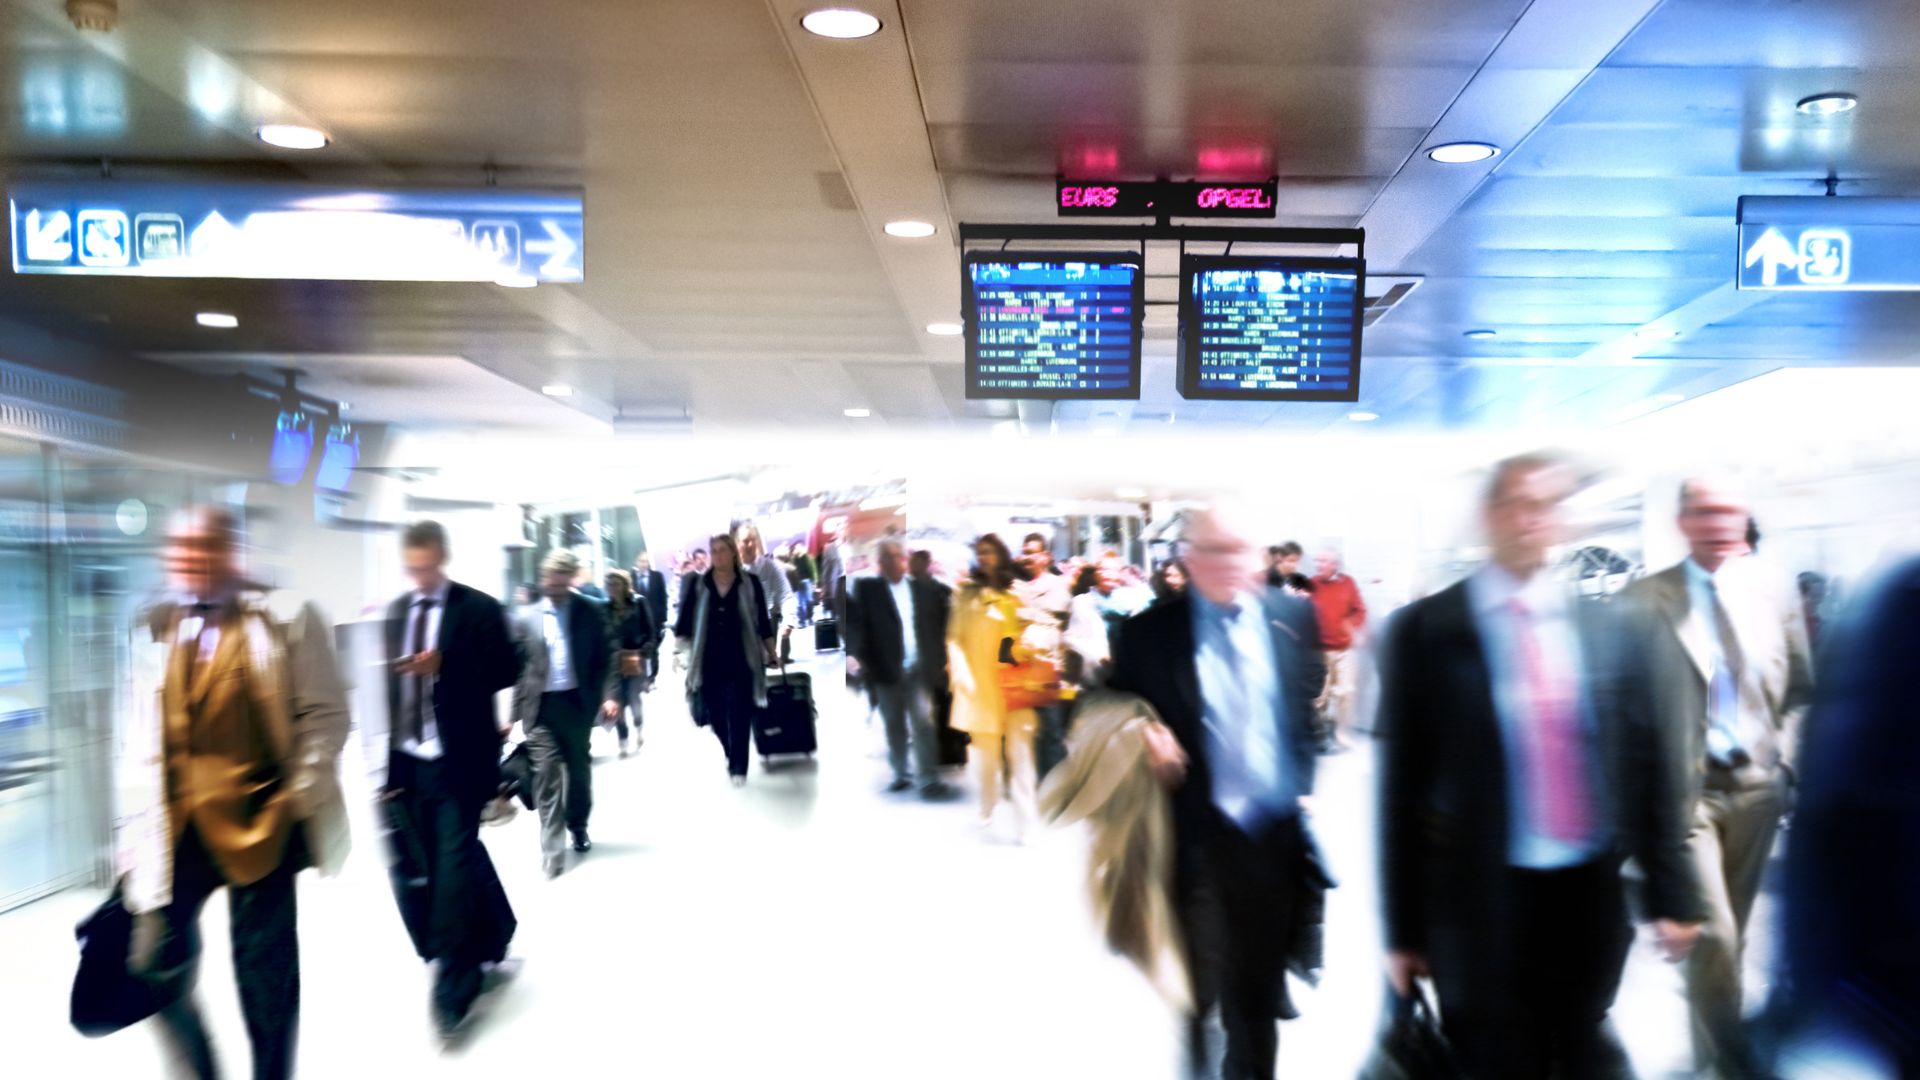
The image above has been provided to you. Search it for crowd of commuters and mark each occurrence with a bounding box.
[96,464,1916,1078]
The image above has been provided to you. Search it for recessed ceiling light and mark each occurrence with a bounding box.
[843,407,871,418]
[256,123,329,150]
[196,312,238,329]
[1634,326,1682,339]
[1463,328,1497,340]
[1115,487,1148,500]
[883,220,936,238]
[495,272,538,289]
[925,322,963,336]
[1796,92,1858,116]
[800,8,882,38]
[337,402,352,412]
[541,384,573,397]
[1346,411,1380,422]
[1426,142,1500,164]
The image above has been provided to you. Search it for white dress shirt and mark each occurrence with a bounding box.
[399,581,450,760]
[887,575,919,671]
[541,597,578,692]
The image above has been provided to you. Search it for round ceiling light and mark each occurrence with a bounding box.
[883,220,936,238]
[1463,328,1497,340]
[541,384,573,398]
[196,311,239,329]
[925,321,963,336]
[1346,411,1381,423]
[800,8,881,38]
[843,407,871,418]
[256,123,329,150]
[1796,92,1858,116]
[1426,141,1501,164]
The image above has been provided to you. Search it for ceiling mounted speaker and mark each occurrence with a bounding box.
[65,0,119,31]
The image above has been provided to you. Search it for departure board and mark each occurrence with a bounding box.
[965,253,1144,399]
[1179,255,1365,402]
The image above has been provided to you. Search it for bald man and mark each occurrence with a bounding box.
[1625,476,1814,1079]
[1108,506,1328,1080]
[116,506,351,1079]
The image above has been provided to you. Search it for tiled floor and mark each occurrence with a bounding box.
[2,645,1797,1078]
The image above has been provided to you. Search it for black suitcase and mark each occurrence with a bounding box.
[813,617,841,652]
[754,667,818,759]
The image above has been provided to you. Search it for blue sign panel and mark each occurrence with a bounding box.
[1736,196,1920,292]
[965,253,1144,400]
[1179,255,1364,402]
[9,181,583,282]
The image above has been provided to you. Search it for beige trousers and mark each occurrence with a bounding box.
[1315,648,1358,741]
[971,713,1038,836]
[1685,775,1784,1079]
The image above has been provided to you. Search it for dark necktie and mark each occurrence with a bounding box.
[407,598,435,743]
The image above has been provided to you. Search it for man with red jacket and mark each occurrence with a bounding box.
[1310,546,1367,751]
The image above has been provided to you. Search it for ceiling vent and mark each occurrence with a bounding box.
[65,0,118,32]
[1362,275,1423,328]
[613,407,693,434]
[815,170,858,212]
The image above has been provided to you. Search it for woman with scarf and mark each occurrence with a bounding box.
[673,533,776,785]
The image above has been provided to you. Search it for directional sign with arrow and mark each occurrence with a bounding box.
[10,181,584,282]
[1738,196,1920,292]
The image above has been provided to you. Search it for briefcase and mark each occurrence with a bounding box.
[71,884,175,1037]
[1358,982,1467,1080]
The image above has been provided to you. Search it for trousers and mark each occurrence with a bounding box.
[135,825,302,1080]
[970,712,1038,834]
[528,691,592,870]
[1686,772,1785,1079]
[870,672,940,786]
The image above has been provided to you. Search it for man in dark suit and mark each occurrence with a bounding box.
[847,539,954,799]
[1378,453,1705,1080]
[511,550,616,878]
[632,552,670,683]
[1107,506,1327,1080]
[381,520,522,1037]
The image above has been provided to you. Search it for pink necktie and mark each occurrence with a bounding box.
[1508,598,1591,842]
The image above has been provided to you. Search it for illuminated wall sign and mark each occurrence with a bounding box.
[1055,178,1277,219]
[1736,196,1920,291]
[9,181,584,282]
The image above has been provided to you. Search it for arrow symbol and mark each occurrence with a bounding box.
[23,209,72,262]
[524,219,579,278]
[1744,226,1800,287]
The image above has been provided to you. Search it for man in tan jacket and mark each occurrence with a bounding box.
[1625,476,1814,1079]
[116,506,351,1079]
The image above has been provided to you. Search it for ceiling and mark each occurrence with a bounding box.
[1,0,1918,444]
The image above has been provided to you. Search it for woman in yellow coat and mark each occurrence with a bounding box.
[946,533,1039,840]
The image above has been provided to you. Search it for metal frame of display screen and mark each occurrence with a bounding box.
[963,250,1145,401]
[1178,253,1365,403]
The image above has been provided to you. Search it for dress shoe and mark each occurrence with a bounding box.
[730,775,747,788]
[544,860,564,879]
[570,830,591,853]
[480,957,524,994]
[920,780,958,802]
[886,778,914,793]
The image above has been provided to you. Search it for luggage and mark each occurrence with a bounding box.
[754,665,818,759]
[813,617,840,652]
[379,797,434,961]
[71,884,176,1037]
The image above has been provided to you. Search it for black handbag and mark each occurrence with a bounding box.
[71,884,175,1037]
[1359,981,1468,1080]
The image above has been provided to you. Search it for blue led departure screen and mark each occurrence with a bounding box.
[1181,256,1364,402]
[966,256,1142,399]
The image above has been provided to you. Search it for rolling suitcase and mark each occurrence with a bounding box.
[754,663,818,759]
[813,617,841,652]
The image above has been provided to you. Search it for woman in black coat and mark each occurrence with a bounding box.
[672,534,776,785]
[602,570,657,758]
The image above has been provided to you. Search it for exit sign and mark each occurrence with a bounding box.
[1056,178,1277,220]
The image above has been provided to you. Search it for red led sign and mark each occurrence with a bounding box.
[1055,178,1277,219]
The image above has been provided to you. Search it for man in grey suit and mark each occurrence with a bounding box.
[1625,475,1815,1079]
[511,550,618,878]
